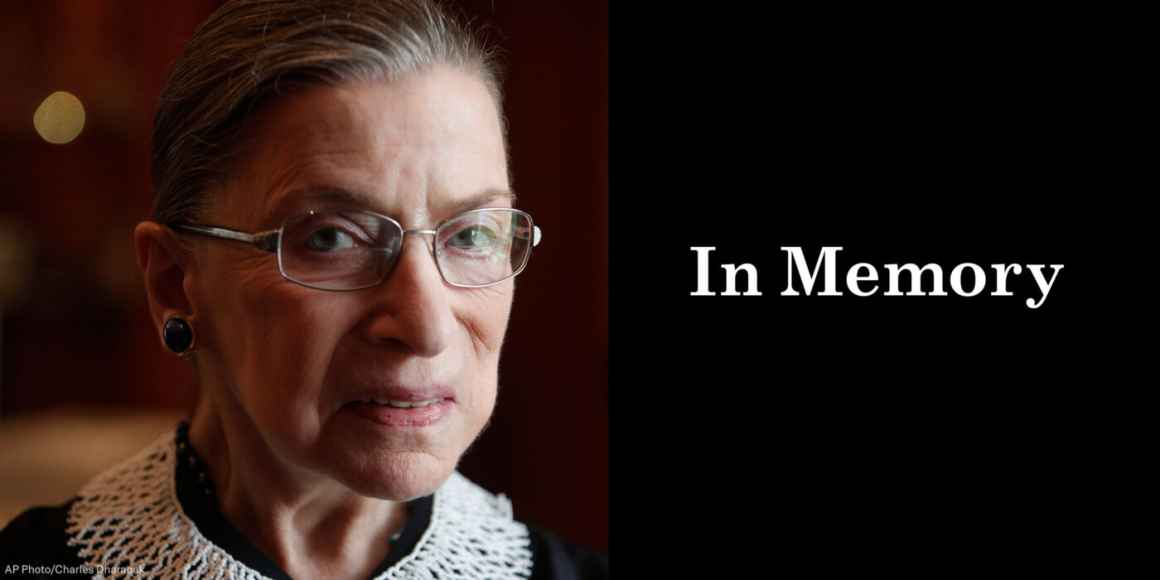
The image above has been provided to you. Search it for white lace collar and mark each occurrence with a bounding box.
[66,430,532,579]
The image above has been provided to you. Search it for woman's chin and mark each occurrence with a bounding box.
[331,452,456,501]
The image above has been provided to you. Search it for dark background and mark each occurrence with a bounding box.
[613,3,1135,576]
[0,0,607,552]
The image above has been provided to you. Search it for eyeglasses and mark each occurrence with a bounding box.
[171,207,542,291]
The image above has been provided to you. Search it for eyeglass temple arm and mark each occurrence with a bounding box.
[172,224,280,253]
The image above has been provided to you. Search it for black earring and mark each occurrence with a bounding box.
[163,317,196,355]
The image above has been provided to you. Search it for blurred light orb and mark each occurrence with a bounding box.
[33,91,86,144]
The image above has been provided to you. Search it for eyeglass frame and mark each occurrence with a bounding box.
[169,206,543,291]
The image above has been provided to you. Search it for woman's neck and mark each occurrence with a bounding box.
[188,396,406,579]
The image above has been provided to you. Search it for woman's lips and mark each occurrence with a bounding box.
[345,399,453,427]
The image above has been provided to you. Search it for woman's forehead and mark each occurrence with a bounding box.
[217,69,509,227]
[259,68,503,151]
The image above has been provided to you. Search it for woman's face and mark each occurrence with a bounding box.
[188,67,512,500]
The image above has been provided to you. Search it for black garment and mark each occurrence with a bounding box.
[0,432,607,579]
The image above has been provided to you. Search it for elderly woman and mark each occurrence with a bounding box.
[0,0,606,578]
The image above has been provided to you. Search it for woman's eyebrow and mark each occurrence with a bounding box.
[266,186,517,223]
[440,189,518,218]
[265,186,380,222]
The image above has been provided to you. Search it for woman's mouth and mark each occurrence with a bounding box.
[344,397,453,427]
[359,397,443,409]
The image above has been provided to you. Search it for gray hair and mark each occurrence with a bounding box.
[151,0,503,226]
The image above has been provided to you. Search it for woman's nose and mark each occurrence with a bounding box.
[360,236,454,357]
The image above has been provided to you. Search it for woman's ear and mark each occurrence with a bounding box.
[133,221,195,336]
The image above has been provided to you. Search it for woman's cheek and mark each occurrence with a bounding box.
[458,285,515,355]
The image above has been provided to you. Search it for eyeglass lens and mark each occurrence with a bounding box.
[278,209,533,290]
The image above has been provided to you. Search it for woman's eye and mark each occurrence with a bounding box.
[448,225,499,251]
[304,227,357,252]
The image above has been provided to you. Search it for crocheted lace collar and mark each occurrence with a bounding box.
[66,430,532,579]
